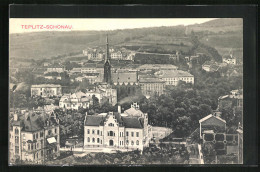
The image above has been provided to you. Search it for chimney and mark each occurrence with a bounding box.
[118,105,121,114]
[14,114,18,121]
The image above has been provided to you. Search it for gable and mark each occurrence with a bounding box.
[104,114,119,127]
[201,117,225,127]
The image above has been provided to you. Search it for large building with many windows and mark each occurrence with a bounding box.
[139,77,165,98]
[155,70,194,86]
[9,110,60,164]
[83,103,150,151]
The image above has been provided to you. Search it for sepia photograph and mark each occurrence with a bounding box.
[9,18,243,165]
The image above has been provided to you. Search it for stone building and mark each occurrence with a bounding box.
[84,103,150,151]
[9,111,60,164]
[139,77,165,98]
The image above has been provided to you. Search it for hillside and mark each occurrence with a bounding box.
[10,18,243,61]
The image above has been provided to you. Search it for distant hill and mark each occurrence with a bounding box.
[10,18,243,61]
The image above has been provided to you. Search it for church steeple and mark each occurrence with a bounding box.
[103,34,112,84]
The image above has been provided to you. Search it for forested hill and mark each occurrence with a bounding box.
[10,18,242,60]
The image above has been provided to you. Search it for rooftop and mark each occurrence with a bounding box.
[156,70,193,78]
[139,77,165,83]
[31,84,62,88]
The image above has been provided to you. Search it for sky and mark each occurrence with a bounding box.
[9,18,217,34]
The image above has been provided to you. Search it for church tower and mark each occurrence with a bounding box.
[103,34,112,84]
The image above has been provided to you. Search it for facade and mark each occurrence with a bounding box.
[155,70,194,86]
[83,49,104,61]
[9,111,60,164]
[199,114,226,139]
[139,77,165,98]
[31,84,62,98]
[59,92,92,110]
[46,64,65,73]
[84,103,150,151]
[111,51,123,60]
[137,64,178,72]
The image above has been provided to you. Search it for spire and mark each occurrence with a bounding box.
[106,34,110,62]
[103,34,112,84]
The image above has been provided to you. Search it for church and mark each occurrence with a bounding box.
[83,103,150,151]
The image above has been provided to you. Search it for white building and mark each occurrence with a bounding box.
[59,92,92,110]
[223,54,236,65]
[84,103,150,151]
[155,70,194,86]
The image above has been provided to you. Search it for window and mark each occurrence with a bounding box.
[97,138,100,143]
[100,131,102,136]
[126,140,129,145]
[108,123,114,126]
[36,133,38,139]
[131,132,134,137]
[108,131,114,136]
[55,128,57,134]
[41,140,43,148]
[15,136,19,144]
[41,150,43,157]
[33,134,35,140]
[36,153,38,159]
[15,128,19,135]
[15,146,19,154]
[136,132,139,137]
[87,129,90,134]
[97,130,100,135]
[48,130,52,135]
[100,140,102,144]
[92,138,95,143]
[40,132,43,137]
[126,132,129,137]
[87,137,90,142]
[37,143,39,149]
[92,130,95,134]
[122,141,124,145]
[136,140,139,145]
[28,144,30,150]
[31,144,33,150]
[131,141,134,145]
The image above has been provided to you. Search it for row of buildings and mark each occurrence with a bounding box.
[82,47,135,61]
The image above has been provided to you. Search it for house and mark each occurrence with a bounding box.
[199,114,226,139]
[223,54,236,65]
[31,84,62,98]
[83,84,117,106]
[59,92,92,110]
[9,111,60,164]
[218,89,243,110]
[202,61,220,72]
[83,103,150,151]
[155,70,194,86]
[83,48,104,61]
